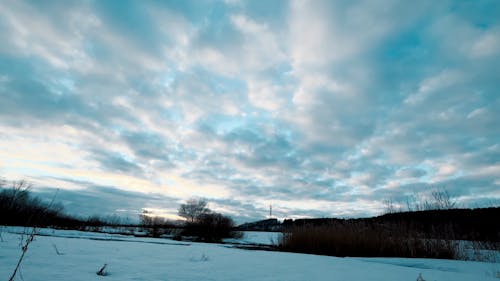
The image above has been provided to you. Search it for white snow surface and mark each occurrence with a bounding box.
[223,231,282,245]
[1,227,498,281]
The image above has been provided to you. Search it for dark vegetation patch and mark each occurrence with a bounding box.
[175,198,242,242]
[282,208,500,242]
[0,180,83,228]
[277,208,500,259]
[279,221,461,259]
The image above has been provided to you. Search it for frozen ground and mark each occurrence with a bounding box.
[1,227,498,281]
[223,230,282,245]
[4,226,281,246]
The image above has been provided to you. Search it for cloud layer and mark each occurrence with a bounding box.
[0,0,499,222]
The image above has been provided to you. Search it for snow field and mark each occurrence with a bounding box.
[1,228,498,281]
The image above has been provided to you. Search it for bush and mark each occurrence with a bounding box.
[181,212,241,242]
[138,210,178,237]
[176,198,241,242]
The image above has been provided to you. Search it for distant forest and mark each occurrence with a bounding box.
[282,208,500,242]
[0,180,128,229]
[2,179,499,243]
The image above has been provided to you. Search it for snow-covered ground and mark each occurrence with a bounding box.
[1,227,498,281]
[224,231,282,245]
[4,226,281,246]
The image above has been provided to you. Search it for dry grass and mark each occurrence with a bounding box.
[279,221,459,259]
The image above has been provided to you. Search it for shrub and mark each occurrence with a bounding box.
[138,210,177,237]
[176,198,241,242]
[181,212,241,242]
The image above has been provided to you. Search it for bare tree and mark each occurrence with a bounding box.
[405,189,456,211]
[430,189,456,210]
[406,192,426,212]
[7,180,32,211]
[178,198,209,223]
[139,210,154,226]
[383,198,396,214]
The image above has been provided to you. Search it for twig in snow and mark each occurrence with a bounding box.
[96,263,108,276]
[8,229,36,281]
[52,243,64,255]
[8,186,60,281]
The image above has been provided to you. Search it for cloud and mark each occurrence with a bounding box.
[89,148,141,173]
[34,183,181,221]
[0,0,499,223]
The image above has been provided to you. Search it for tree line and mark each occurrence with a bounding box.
[1,178,240,242]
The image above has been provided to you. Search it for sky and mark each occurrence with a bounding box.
[0,0,499,223]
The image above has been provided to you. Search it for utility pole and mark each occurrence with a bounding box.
[269,204,272,218]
